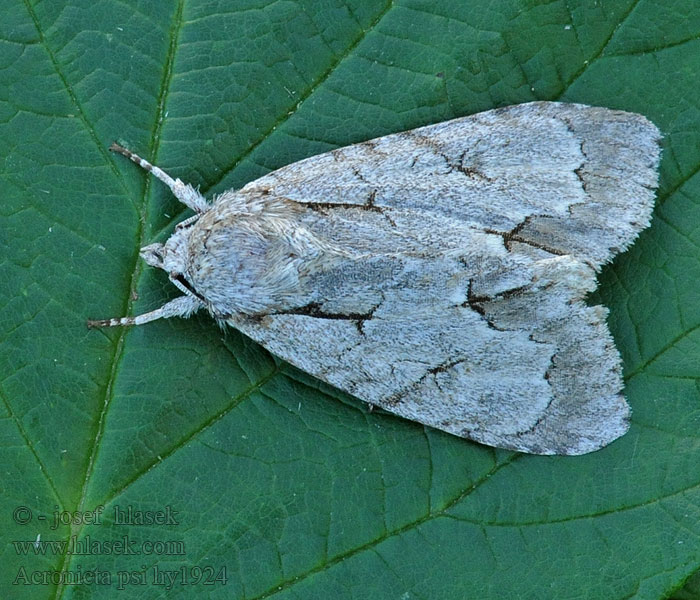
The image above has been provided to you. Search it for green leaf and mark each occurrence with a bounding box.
[2,1,700,598]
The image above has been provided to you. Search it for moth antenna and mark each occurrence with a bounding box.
[87,295,202,328]
[110,142,209,213]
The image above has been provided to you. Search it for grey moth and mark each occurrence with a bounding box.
[90,101,661,455]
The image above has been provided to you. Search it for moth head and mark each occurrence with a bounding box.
[140,225,191,276]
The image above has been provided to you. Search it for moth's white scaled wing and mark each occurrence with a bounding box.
[244,102,659,266]
[225,102,660,455]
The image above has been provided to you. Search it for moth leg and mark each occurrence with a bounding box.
[87,295,202,328]
[110,143,209,213]
[175,214,201,230]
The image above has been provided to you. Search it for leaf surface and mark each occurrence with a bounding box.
[3,1,700,598]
